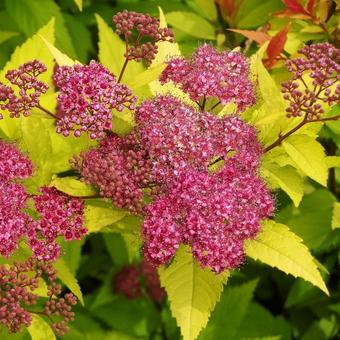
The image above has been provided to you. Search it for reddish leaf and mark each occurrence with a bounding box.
[228,29,271,44]
[306,0,315,14]
[274,8,311,19]
[266,23,291,68]
[282,0,307,14]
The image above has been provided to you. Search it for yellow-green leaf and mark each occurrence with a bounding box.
[128,63,166,90]
[40,35,75,66]
[95,14,144,82]
[74,0,82,11]
[245,220,329,295]
[165,11,216,40]
[28,314,56,340]
[84,200,127,233]
[54,258,84,305]
[326,156,340,168]
[159,246,229,340]
[282,135,328,186]
[332,202,340,230]
[193,0,217,21]
[50,176,97,196]
[261,161,304,207]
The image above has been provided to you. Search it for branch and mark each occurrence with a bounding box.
[36,104,57,119]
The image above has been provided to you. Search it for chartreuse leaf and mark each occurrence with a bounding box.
[332,202,340,230]
[159,245,229,340]
[27,314,56,340]
[40,35,75,66]
[0,19,55,140]
[261,160,304,207]
[50,176,97,196]
[165,11,216,40]
[84,199,127,233]
[245,220,329,295]
[282,135,328,186]
[54,258,84,305]
[193,0,217,21]
[198,279,258,339]
[0,30,19,44]
[95,14,144,82]
[74,0,82,11]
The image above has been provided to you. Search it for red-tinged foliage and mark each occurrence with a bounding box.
[265,23,291,69]
[216,0,243,26]
[228,29,271,45]
[306,0,315,14]
[282,0,308,14]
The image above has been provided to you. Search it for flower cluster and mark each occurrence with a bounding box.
[160,44,255,112]
[0,140,86,261]
[112,10,174,64]
[53,61,136,139]
[282,43,340,119]
[113,260,165,303]
[73,132,152,214]
[0,60,48,119]
[0,258,77,335]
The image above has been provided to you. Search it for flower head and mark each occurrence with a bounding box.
[53,61,136,139]
[160,44,255,112]
[0,60,48,118]
[282,43,340,118]
[112,10,174,64]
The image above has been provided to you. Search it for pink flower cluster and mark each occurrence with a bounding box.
[112,10,174,64]
[53,61,136,139]
[113,260,165,303]
[160,44,255,112]
[73,132,152,214]
[0,258,77,335]
[282,43,340,118]
[137,97,273,273]
[0,60,48,119]
[0,140,86,261]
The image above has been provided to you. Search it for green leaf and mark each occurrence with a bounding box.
[128,63,166,90]
[245,219,329,295]
[193,0,217,21]
[199,279,258,339]
[159,245,229,340]
[165,11,216,40]
[0,30,19,44]
[54,258,84,305]
[40,35,75,66]
[84,199,127,233]
[5,0,76,59]
[95,14,144,82]
[332,202,340,230]
[74,0,82,11]
[27,314,56,340]
[50,176,97,196]
[261,161,304,207]
[282,135,328,186]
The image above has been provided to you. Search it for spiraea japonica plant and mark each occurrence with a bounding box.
[0,4,339,340]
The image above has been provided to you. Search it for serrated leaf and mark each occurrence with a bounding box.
[84,199,127,233]
[40,35,75,66]
[332,202,340,230]
[199,279,258,339]
[54,258,84,305]
[282,135,327,186]
[128,63,166,90]
[50,176,97,196]
[95,14,144,82]
[159,245,229,340]
[261,161,303,207]
[245,219,328,295]
[166,11,216,40]
[28,314,56,340]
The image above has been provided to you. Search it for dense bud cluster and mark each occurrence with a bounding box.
[0,60,48,119]
[160,44,255,112]
[0,140,86,261]
[73,132,152,213]
[112,10,174,64]
[282,43,340,118]
[53,61,136,139]
[113,260,165,303]
[0,258,77,335]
